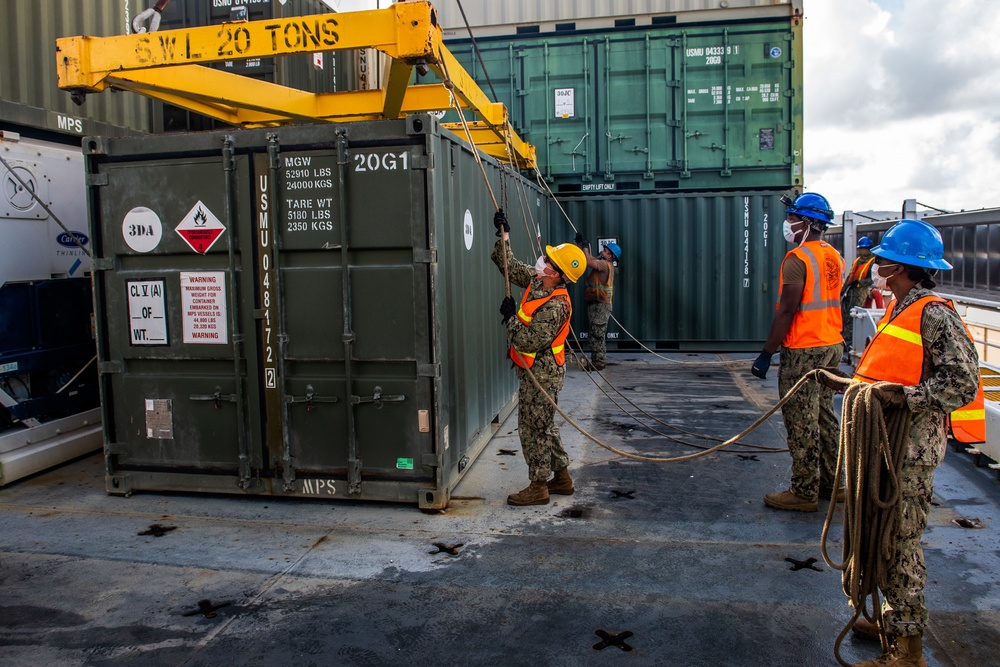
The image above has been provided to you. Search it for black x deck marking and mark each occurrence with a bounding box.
[610,489,636,499]
[182,599,231,618]
[737,454,760,461]
[138,524,177,537]
[428,542,464,556]
[593,629,634,651]
[497,448,518,456]
[785,556,823,572]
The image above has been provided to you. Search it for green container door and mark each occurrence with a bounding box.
[89,119,534,507]
[447,16,802,192]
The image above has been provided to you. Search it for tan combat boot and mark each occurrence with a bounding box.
[763,489,817,512]
[507,481,550,506]
[852,634,926,667]
[546,468,575,495]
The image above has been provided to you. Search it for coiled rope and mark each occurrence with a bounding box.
[817,376,911,666]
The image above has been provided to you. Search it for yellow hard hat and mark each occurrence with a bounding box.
[546,243,587,283]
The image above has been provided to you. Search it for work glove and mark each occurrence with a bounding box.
[750,351,772,379]
[493,209,510,237]
[499,296,517,324]
[871,384,907,408]
[574,232,589,247]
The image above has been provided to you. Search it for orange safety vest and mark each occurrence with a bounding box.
[509,287,572,369]
[854,295,985,443]
[778,241,844,349]
[584,261,614,305]
[846,255,875,285]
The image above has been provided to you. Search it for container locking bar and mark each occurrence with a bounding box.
[189,387,237,409]
[351,386,405,410]
[285,384,338,412]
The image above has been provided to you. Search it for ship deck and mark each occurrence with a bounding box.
[1,354,998,666]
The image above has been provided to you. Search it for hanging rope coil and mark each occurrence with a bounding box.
[817,376,911,666]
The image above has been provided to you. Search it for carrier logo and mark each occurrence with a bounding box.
[57,231,89,248]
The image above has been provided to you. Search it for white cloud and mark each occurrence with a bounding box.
[804,0,1000,214]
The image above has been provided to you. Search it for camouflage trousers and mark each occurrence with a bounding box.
[878,463,936,637]
[841,286,868,349]
[516,367,570,482]
[587,302,611,369]
[777,344,843,500]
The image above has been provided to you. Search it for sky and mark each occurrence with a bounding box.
[803,0,1000,215]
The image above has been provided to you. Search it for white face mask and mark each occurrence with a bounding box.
[534,255,549,277]
[871,262,897,291]
[782,219,803,245]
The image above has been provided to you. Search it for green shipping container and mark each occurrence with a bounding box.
[86,116,545,509]
[550,191,790,351]
[445,12,803,192]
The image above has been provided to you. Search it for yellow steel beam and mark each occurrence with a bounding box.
[55,1,535,168]
[442,123,537,170]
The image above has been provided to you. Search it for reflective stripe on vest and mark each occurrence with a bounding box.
[853,295,985,443]
[846,256,875,284]
[510,287,572,369]
[778,241,844,348]
[584,261,614,305]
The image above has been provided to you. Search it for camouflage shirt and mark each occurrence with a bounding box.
[893,287,980,466]
[492,239,572,381]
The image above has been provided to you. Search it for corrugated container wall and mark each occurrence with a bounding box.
[0,0,149,137]
[440,3,803,193]
[551,191,789,349]
[86,116,543,508]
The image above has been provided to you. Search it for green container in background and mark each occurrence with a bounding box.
[86,116,544,508]
[550,191,790,350]
[445,14,803,193]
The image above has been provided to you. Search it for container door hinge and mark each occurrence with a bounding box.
[86,173,109,187]
[98,360,123,374]
[417,364,440,378]
[420,452,438,467]
[413,248,437,264]
[411,153,433,169]
[92,257,115,271]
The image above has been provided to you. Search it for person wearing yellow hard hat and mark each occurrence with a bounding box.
[492,210,585,506]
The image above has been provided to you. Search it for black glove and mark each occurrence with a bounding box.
[574,232,589,246]
[871,384,907,408]
[499,296,517,324]
[751,351,772,379]
[493,209,510,237]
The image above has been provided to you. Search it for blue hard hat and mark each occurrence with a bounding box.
[785,192,834,225]
[857,236,873,249]
[604,242,621,261]
[871,219,952,270]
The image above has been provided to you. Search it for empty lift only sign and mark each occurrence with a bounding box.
[180,272,228,344]
[127,279,167,345]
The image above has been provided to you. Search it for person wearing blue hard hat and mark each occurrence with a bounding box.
[845,219,980,666]
[752,191,845,513]
[841,236,877,354]
[574,232,621,372]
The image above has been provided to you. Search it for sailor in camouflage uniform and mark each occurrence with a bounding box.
[752,192,845,512]
[841,236,877,352]
[848,220,980,667]
[492,212,587,506]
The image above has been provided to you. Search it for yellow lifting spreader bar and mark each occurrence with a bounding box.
[55,1,536,169]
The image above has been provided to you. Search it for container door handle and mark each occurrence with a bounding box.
[189,387,237,409]
[284,384,338,412]
[352,386,405,409]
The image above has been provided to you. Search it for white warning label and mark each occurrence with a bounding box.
[127,280,168,345]
[180,271,228,344]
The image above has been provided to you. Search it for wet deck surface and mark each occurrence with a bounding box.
[2,354,999,666]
